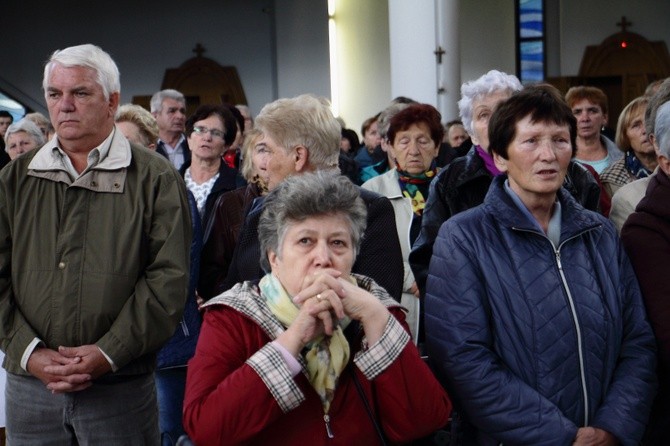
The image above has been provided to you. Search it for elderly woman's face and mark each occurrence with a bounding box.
[494,115,572,205]
[187,114,226,162]
[571,98,607,140]
[470,91,511,150]
[448,124,468,147]
[268,213,355,296]
[6,131,39,160]
[390,122,439,174]
[254,133,296,190]
[626,106,654,157]
[117,121,154,150]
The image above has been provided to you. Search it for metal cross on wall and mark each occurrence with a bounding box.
[193,43,206,57]
[616,16,632,33]
[434,46,445,64]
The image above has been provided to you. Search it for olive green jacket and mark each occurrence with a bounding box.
[0,129,192,376]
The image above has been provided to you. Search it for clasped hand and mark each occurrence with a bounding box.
[27,344,112,393]
[276,269,388,356]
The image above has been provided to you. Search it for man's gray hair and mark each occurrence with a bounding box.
[254,94,340,170]
[378,102,412,140]
[645,78,670,137]
[654,101,670,159]
[4,119,46,151]
[258,171,367,273]
[458,70,522,136]
[43,44,120,101]
[150,89,185,114]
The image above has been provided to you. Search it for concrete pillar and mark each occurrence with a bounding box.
[388,0,460,121]
[436,0,460,121]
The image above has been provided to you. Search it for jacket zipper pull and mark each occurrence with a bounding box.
[323,414,335,439]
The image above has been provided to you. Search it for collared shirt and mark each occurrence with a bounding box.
[504,179,562,246]
[158,134,187,170]
[50,129,114,179]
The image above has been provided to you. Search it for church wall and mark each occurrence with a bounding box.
[559,0,670,76]
[1,0,669,133]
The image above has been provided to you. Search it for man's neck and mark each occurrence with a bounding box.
[160,131,182,148]
[638,151,658,172]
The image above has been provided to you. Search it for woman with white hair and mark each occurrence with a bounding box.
[410,72,601,296]
[3,119,45,161]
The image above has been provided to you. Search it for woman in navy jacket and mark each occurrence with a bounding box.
[425,84,657,445]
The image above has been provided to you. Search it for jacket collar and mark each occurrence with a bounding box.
[27,127,130,191]
[454,146,493,188]
[29,127,131,172]
[484,175,602,242]
[368,169,403,199]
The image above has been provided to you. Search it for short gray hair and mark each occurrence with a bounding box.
[258,171,367,273]
[150,89,185,114]
[378,102,411,139]
[458,70,522,136]
[115,104,159,147]
[43,44,120,101]
[654,101,670,159]
[4,119,46,151]
[645,78,670,137]
[254,94,340,170]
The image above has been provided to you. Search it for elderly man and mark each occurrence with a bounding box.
[151,88,190,170]
[0,44,191,444]
[206,94,404,302]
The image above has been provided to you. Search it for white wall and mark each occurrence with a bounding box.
[335,0,391,135]
[388,0,438,105]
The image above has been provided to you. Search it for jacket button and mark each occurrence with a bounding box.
[114,182,120,188]
[90,181,97,187]
[58,262,66,269]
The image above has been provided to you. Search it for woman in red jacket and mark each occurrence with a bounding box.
[183,171,451,445]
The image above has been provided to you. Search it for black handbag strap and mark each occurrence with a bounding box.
[345,321,388,446]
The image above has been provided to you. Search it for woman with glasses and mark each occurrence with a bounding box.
[182,104,242,231]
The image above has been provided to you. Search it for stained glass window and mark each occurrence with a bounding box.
[517,0,545,84]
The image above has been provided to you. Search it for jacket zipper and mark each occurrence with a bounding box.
[180,318,189,336]
[513,226,599,427]
[554,248,589,426]
[323,413,334,438]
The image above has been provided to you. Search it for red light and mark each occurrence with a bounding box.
[621,41,628,48]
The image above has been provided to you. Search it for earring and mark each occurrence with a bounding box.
[601,125,606,132]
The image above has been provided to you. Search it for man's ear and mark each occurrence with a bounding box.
[658,155,670,176]
[493,152,508,172]
[109,92,120,117]
[295,145,309,172]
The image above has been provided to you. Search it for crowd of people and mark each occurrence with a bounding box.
[0,42,667,445]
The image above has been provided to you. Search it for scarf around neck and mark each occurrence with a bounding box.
[396,162,437,215]
[476,145,502,176]
[260,273,351,414]
[625,150,652,179]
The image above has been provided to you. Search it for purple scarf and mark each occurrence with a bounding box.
[475,145,502,176]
